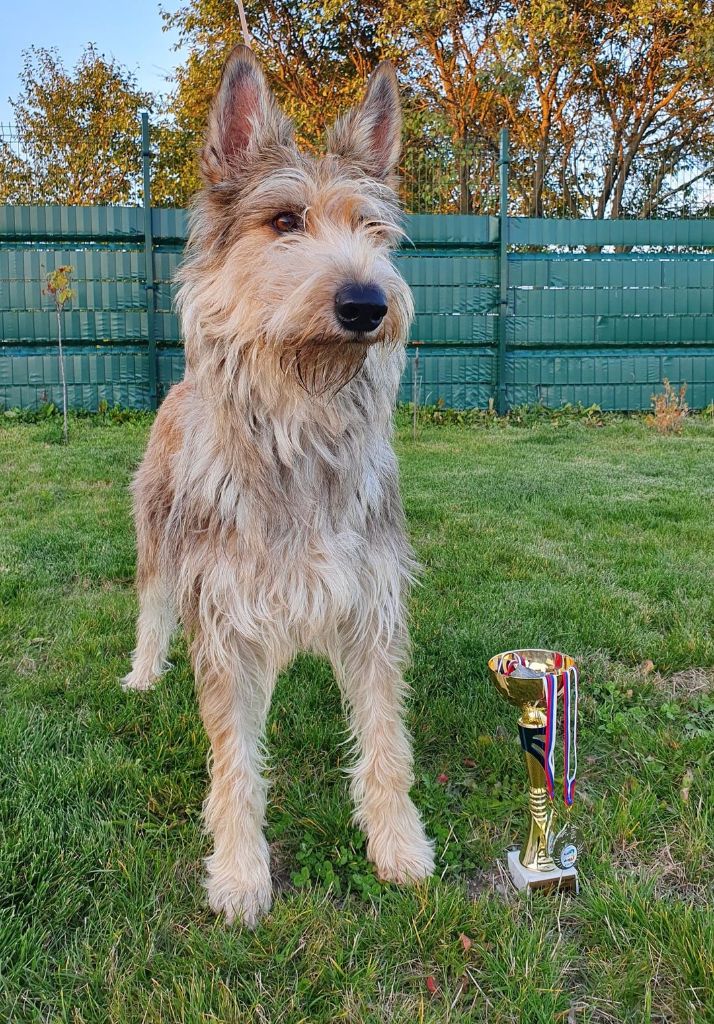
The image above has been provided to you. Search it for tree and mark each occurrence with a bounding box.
[3,5,713,216]
[576,0,714,218]
[377,0,714,217]
[375,1,513,213]
[154,0,386,205]
[44,266,74,444]
[0,45,153,205]
[492,0,592,216]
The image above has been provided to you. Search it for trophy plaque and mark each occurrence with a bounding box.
[488,649,580,894]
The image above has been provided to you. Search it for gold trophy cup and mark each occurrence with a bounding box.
[488,649,579,893]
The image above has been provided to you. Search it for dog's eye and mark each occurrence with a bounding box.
[357,216,385,235]
[272,212,301,233]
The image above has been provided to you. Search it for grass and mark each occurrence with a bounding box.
[0,411,712,1024]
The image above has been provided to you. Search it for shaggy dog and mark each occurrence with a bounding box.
[123,45,434,927]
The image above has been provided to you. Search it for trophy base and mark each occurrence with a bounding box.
[507,849,579,894]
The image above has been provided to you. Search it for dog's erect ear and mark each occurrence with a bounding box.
[201,45,293,184]
[327,62,401,180]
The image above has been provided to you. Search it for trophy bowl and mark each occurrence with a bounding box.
[488,648,579,893]
[488,648,575,707]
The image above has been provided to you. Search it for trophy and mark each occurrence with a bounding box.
[488,649,580,893]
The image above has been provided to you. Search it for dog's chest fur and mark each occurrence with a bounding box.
[167,356,414,649]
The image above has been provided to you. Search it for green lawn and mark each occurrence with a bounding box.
[1,413,712,1024]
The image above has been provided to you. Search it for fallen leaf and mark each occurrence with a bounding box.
[459,933,473,952]
[640,659,655,676]
[463,758,476,768]
[425,975,440,996]
[680,769,694,803]
[437,773,449,784]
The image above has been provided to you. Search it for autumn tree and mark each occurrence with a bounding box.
[0,45,153,205]
[576,0,714,218]
[377,0,714,216]
[154,0,387,205]
[3,4,713,216]
[492,0,592,216]
[374,1,512,212]
[44,266,74,444]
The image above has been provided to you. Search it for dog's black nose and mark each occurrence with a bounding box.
[335,283,388,333]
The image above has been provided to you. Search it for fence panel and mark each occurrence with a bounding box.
[507,235,714,410]
[0,208,150,408]
[0,205,712,411]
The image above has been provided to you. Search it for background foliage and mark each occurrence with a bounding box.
[0,46,153,205]
[2,1,714,214]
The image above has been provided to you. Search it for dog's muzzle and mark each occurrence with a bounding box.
[335,283,388,334]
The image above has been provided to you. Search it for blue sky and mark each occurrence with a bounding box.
[0,0,183,123]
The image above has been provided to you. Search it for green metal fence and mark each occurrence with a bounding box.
[1,199,713,412]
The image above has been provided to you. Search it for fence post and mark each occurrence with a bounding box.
[495,127,509,415]
[412,341,422,440]
[141,112,158,410]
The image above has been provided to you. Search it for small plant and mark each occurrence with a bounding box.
[398,399,606,428]
[44,266,74,443]
[648,378,688,434]
[287,830,383,900]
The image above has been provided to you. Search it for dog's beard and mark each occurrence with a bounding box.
[279,334,371,399]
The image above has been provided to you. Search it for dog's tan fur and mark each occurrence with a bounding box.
[123,46,434,926]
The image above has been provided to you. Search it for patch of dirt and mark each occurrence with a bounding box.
[269,842,294,895]
[611,837,708,907]
[651,847,709,906]
[466,859,513,901]
[652,667,713,700]
[16,655,38,677]
[587,653,713,701]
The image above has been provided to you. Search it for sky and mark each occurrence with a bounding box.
[0,0,183,123]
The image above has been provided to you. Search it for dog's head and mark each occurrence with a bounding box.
[179,45,413,400]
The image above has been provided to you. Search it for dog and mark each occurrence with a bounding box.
[122,44,434,927]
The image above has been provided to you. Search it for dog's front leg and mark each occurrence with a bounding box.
[329,620,435,884]
[193,634,276,928]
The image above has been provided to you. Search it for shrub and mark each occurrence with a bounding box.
[648,379,688,434]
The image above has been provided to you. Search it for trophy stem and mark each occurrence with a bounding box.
[517,704,556,872]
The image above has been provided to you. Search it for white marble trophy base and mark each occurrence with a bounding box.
[507,849,579,894]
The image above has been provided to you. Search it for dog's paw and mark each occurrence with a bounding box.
[368,808,436,884]
[120,670,157,692]
[205,866,273,928]
[373,835,435,884]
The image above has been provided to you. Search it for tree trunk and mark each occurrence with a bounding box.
[458,155,472,214]
[56,306,68,443]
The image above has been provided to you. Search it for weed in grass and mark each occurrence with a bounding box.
[648,378,689,434]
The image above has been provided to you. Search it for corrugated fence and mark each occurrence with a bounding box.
[1,205,713,411]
